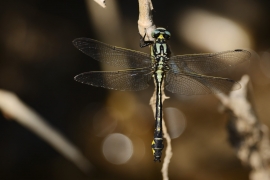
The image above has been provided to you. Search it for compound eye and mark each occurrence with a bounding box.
[164,30,171,40]
[152,29,160,38]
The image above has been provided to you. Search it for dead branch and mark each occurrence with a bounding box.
[138,0,156,41]
[93,0,106,8]
[0,89,92,174]
[138,1,172,179]
[216,75,270,180]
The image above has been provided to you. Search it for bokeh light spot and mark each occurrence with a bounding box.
[177,9,251,52]
[102,133,133,165]
[165,107,186,139]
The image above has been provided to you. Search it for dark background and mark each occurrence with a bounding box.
[1,0,270,179]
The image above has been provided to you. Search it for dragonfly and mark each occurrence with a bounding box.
[73,27,251,162]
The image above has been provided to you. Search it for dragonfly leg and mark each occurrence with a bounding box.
[140,33,153,48]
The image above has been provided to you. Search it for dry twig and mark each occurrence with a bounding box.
[138,0,156,41]
[216,75,270,180]
[138,1,172,179]
[0,89,92,174]
[93,0,106,8]
[89,0,172,178]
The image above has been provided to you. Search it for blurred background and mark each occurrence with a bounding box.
[1,0,270,179]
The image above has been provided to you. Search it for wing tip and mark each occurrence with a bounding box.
[234,49,244,52]
[234,49,252,58]
[74,73,85,82]
[72,37,90,47]
[72,39,80,48]
[74,74,90,86]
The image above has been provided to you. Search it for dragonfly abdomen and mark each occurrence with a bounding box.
[152,69,165,162]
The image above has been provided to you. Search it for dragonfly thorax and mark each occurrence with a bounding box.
[152,40,170,72]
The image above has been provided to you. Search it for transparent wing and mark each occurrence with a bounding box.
[169,49,251,74]
[73,38,152,69]
[74,69,153,91]
[165,71,240,95]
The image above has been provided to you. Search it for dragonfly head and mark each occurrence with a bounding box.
[152,27,171,43]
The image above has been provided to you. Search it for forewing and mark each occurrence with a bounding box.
[74,69,153,91]
[169,49,251,74]
[165,71,240,95]
[73,38,152,69]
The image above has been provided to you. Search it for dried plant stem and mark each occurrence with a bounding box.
[138,0,172,179]
[161,102,173,180]
[0,89,92,174]
[93,0,106,8]
[216,75,270,180]
[138,0,156,41]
